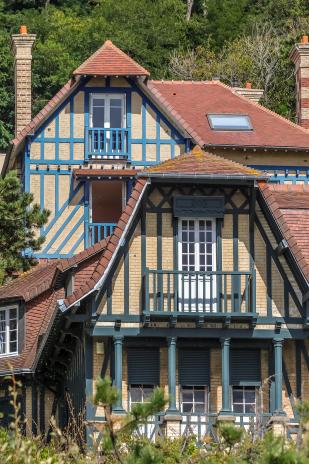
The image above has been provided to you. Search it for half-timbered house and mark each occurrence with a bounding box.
[0,26,308,442]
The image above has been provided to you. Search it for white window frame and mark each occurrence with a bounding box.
[177,218,217,312]
[181,385,208,415]
[129,384,154,411]
[0,306,18,357]
[89,93,126,129]
[232,386,257,414]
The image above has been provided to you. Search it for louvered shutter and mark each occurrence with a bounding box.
[231,349,261,386]
[179,349,210,386]
[127,348,160,385]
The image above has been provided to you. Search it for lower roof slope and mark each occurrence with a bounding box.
[260,184,309,282]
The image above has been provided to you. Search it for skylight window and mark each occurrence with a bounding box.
[207,114,253,131]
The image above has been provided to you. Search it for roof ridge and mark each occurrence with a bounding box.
[145,145,263,177]
[215,80,309,136]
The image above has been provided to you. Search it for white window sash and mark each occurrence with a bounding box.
[0,306,18,356]
[90,94,126,129]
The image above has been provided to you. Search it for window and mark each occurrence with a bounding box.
[207,114,252,131]
[129,384,154,409]
[90,94,126,129]
[179,219,215,273]
[0,307,18,356]
[232,387,256,414]
[178,219,216,312]
[181,386,207,414]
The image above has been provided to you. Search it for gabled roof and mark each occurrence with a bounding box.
[260,184,309,282]
[147,80,309,150]
[0,238,109,375]
[143,146,265,179]
[73,40,149,77]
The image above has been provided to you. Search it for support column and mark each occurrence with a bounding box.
[85,334,95,447]
[164,337,181,438]
[220,338,231,414]
[113,336,125,413]
[273,338,285,415]
[269,338,287,436]
[167,337,178,414]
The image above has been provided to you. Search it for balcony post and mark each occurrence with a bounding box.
[113,335,125,413]
[220,337,232,414]
[273,338,285,415]
[167,337,178,414]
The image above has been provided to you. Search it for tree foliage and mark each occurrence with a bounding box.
[0,171,49,283]
[1,0,309,148]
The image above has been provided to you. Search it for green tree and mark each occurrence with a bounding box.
[0,171,49,283]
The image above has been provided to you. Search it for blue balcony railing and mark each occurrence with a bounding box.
[88,222,117,246]
[144,268,256,315]
[88,128,129,158]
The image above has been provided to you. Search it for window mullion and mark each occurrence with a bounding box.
[6,309,9,355]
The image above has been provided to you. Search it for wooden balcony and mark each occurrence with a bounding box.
[143,268,256,320]
[88,222,117,246]
[87,128,129,159]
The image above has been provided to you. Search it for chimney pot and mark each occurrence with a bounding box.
[301,35,309,44]
[19,25,28,34]
[245,81,252,89]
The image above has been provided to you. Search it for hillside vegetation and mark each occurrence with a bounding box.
[1,0,309,148]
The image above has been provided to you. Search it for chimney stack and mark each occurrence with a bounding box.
[290,36,309,128]
[11,26,36,137]
[234,82,264,103]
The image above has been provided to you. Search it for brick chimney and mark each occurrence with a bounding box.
[290,35,309,128]
[11,26,36,136]
[234,82,264,103]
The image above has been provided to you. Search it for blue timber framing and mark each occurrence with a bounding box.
[24,77,187,259]
[250,165,309,184]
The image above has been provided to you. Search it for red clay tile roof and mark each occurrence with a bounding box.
[260,184,309,281]
[0,238,109,374]
[144,146,264,178]
[0,261,58,302]
[73,40,149,77]
[12,79,76,149]
[62,178,148,309]
[0,238,109,303]
[147,80,309,150]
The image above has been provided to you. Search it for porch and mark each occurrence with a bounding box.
[89,336,292,441]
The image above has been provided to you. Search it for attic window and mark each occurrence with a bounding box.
[207,114,252,131]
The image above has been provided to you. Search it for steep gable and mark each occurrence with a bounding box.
[73,40,149,77]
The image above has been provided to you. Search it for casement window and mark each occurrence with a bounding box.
[127,348,160,410]
[90,94,126,129]
[179,349,210,414]
[178,218,216,311]
[181,386,208,414]
[232,387,256,414]
[0,307,18,356]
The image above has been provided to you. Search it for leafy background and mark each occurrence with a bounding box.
[1,0,309,149]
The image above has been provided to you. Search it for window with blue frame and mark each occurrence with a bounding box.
[89,94,128,156]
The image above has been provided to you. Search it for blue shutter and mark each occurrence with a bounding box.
[231,349,261,386]
[127,348,160,385]
[174,196,225,218]
[179,349,210,386]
